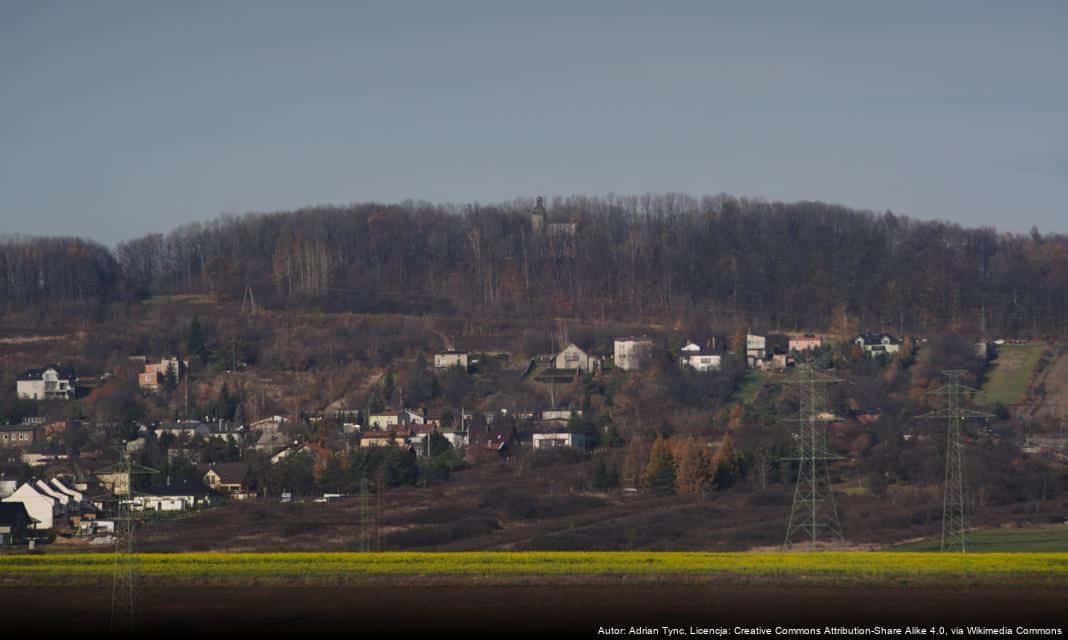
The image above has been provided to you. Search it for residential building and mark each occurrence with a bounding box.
[542,409,581,422]
[95,471,131,497]
[434,351,469,370]
[50,478,83,505]
[468,423,517,457]
[0,503,35,545]
[197,463,249,496]
[440,430,469,449]
[137,356,188,392]
[359,432,401,449]
[614,337,653,371]
[679,339,723,372]
[16,365,75,400]
[745,333,767,368]
[0,425,36,448]
[554,343,597,372]
[249,415,287,432]
[368,409,425,430]
[854,332,903,357]
[2,483,55,530]
[788,334,823,352]
[134,478,209,512]
[34,480,70,513]
[533,432,586,450]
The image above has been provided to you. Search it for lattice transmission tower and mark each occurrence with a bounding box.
[101,449,158,634]
[358,477,372,552]
[918,370,990,552]
[783,365,845,549]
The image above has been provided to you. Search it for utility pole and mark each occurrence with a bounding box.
[782,365,844,549]
[918,370,990,553]
[104,448,158,634]
[241,285,257,316]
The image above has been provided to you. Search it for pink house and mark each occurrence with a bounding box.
[788,335,822,352]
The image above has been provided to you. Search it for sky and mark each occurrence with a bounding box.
[2,1,1066,244]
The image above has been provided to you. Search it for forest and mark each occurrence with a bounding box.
[4,194,1068,334]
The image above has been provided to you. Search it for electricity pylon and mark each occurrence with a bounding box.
[358,477,372,552]
[918,370,990,553]
[99,448,158,634]
[782,365,844,549]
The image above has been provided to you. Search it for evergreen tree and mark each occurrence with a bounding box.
[604,421,624,447]
[642,435,677,494]
[712,432,743,490]
[187,316,207,365]
[428,431,451,458]
[592,456,620,490]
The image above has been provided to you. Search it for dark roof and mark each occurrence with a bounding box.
[471,423,516,447]
[197,462,248,485]
[857,331,902,346]
[0,502,34,525]
[0,425,36,433]
[17,364,76,381]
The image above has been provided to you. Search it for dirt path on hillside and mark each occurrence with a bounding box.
[0,333,75,345]
[324,370,383,412]
[1029,346,1068,421]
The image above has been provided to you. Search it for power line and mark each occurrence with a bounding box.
[99,449,158,634]
[917,370,991,553]
[781,364,844,549]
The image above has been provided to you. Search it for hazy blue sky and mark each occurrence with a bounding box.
[2,1,1066,244]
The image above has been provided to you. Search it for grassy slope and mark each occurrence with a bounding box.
[893,526,1068,553]
[3,551,1068,579]
[976,343,1047,406]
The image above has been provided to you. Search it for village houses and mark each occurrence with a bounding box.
[679,338,724,372]
[532,432,586,450]
[614,337,653,371]
[855,332,903,356]
[0,425,36,448]
[16,364,75,400]
[368,408,425,430]
[554,343,598,372]
[788,334,823,352]
[434,350,469,370]
[197,462,250,498]
[137,355,188,392]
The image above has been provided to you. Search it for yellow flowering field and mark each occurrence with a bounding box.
[1,552,1067,579]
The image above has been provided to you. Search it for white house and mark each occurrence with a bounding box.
[745,333,767,367]
[16,365,75,400]
[434,351,469,370]
[554,343,596,372]
[34,480,69,513]
[440,431,469,449]
[2,483,55,530]
[368,409,425,430]
[855,332,903,357]
[679,341,723,372]
[249,415,287,432]
[542,409,581,422]
[533,432,586,450]
[50,478,83,504]
[614,337,653,371]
